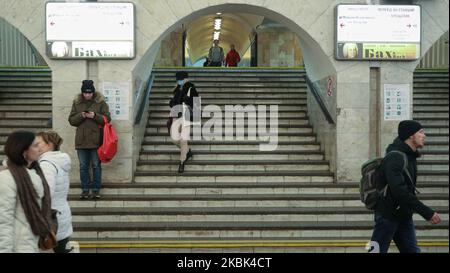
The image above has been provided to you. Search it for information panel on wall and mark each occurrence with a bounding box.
[46,2,134,59]
[103,82,130,121]
[384,84,411,121]
[335,5,421,60]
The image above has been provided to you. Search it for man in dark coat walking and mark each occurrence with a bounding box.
[370,120,441,253]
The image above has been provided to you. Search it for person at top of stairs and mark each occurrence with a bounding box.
[68,80,111,200]
[169,71,198,174]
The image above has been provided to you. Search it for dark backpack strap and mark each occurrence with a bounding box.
[388,150,419,194]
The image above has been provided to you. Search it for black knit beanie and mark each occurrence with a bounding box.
[175,71,188,81]
[81,80,95,93]
[398,120,423,141]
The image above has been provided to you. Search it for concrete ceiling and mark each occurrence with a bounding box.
[185,13,264,64]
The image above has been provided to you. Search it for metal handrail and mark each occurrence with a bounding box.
[305,75,335,124]
[134,73,155,125]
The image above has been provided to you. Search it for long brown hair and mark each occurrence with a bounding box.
[4,131,55,243]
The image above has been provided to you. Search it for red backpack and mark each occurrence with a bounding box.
[98,115,118,163]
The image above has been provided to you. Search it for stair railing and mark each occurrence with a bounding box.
[134,73,156,125]
[305,74,335,125]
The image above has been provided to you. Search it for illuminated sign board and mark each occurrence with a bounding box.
[335,5,421,60]
[46,2,135,59]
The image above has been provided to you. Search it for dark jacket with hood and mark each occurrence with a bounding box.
[376,137,435,222]
[68,92,111,149]
[169,81,199,122]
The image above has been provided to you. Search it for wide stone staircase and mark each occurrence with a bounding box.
[0,68,52,168]
[66,69,448,253]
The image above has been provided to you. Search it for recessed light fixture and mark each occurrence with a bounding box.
[213,31,221,40]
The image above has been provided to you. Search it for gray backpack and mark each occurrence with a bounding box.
[359,150,414,210]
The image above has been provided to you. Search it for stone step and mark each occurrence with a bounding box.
[70,221,449,239]
[153,72,306,78]
[413,92,449,99]
[136,163,330,172]
[413,99,449,105]
[139,152,325,161]
[0,77,51,82]
[144,135,317,142]
[417,127,449,134]
[147,105,308,111]
[0,125,51,134]
[418,164,449,171]
[145,126,313,134]
[413,106,449,112]
[413,83,449,88]
[420,153,449,161]
[152,83,307,88]
[0,87,52,92]
[0,93,52,99]
[417,170,449,182]
[70,205,449,217]
[68,183,447,195]
[150,89,307,95]
[414,112,449,118]
[0,118,50,126]
[68,197,446,209]
[134,170,333,178]
[148,119,310,127]
[0,98,51,104]
[413,78,449,83]
[421,142,449,150]
[0,111,51,119]
[415,119,449,126]
[133,174,334,183]
[150,93,307,99]
[71,239,450,253]
[0,105,52,111]
[149,110,308,118]
[140,142,321,152]
[71,212,449,223]
[150,98,307,105]
[153,78,306,83]
[0,82,52,88]
[151,87,308,93]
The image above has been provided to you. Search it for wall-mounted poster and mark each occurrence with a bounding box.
[103,82,130,121]
[384,84,411,121]
[335,5,421,60]
[46,2,135,59]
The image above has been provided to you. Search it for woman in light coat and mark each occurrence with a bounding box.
[36,131,73,253]
[0,131,53,253]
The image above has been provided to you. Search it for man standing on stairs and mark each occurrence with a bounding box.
[370,120,441,253]
[169,71,198,173]
[68,80,111,200]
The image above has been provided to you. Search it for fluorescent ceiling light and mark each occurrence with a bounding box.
[213,31,220,40]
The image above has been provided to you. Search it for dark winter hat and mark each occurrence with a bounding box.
[81,80,95,93]
[175,71,188,81]
[398,120,423,141]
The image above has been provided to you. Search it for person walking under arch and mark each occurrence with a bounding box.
[208,39,224,67]
[225,44,241,67]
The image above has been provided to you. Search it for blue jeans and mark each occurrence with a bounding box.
[77,149,102,192]
[370,212,420,253]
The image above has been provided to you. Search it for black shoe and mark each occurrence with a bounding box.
[178,162,185,173]
[79,190,90,200]
[91,190,101,199]
[184,149,193,163]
